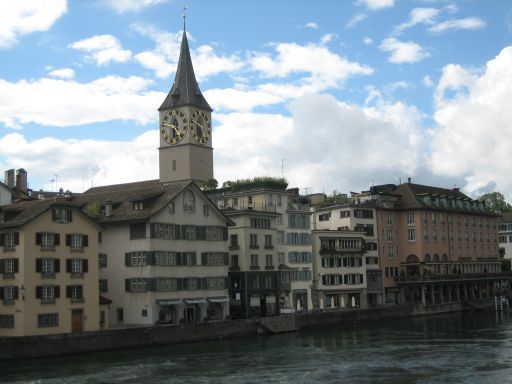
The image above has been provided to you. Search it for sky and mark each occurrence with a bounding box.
[1,0,512,200]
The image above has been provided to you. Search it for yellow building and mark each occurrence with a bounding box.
[0,198,103,336]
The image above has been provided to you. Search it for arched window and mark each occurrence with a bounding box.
[425,254,431,263]
[441,254,448,262]
[183,190,195,213]
[433,254,440,262]
[406,254,419,263]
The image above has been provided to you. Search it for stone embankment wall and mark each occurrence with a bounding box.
[0,304,456,361]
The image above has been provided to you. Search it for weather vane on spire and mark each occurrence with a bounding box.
[183,6,188,29]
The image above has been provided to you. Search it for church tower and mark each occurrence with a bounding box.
[158,22,213,185]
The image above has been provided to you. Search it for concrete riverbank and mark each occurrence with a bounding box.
[0,301,496,360]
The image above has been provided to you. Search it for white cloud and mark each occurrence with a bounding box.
[0,75,162,128]
[428,17,486,33]
[133,25,242,81]
[428,46,512,199]
[346,13,367,28]
[214,93,424,192]
[363,37,373,45]
[103,0,168,13]
[304,22,318,29]
[0,0,67,48]
[356,0,394,10]
[70,34,132,65]
[0,131,158,192]
[320,34,335,45]
[379,37,430,64]
[47,68,75,79]
[394,8,440,35]
[423,75,434,88]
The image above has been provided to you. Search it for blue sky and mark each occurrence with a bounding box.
[1,0,512,199]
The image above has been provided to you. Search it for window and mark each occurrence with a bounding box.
[183,278,200,290]
[277,231,284,245]
[248,196,253,205]
[250,254,259,268]
[288,215,310,229]
[230,234,239,249]
[385,267,400,278]
[184,225,196,240]
[66,234,88,250]
[276,216,283,225]
[130,223,146,239]
[202,252,228,266]
[37,313,59,328]
[37,258,57,276]
[99,279,108,293]
[407,228,416,241]
[251,218,271,229]
[1,232,19,251]
[407,212,415,225]
[1,258,19,277]
[288,252,312,264]
[322,274,342,286]
[233,197,238,207]
[278,252,285,264]
[343,257,363,267]
[52,208,72,223]
[150,223,178,239]
[1,286,18,304]
[36,285,59,304]
[132,201,144,211]
[423,227,429,241]
[154,278,178,292]
[386,212,393,225]
[206,277,226,290]
[319,213,330,222]
[366,256,379,265]
[250,234,258,248]
[387,247,395,259]
[67,258,88,276]
[354,209,373,219]
[344,274,364,285]
[231,255,239,268]
[366,242,378,251]
[36,232,59,249]
[126,278,150,292]
[98,253,107,268]
[0,314,14,328]
[265,254,273,267]
[183,190,195,213]
[387,229,393,241]
[67,285,84,302]
[286,232,311,246]
[340,210,350,218]
[277,195,282,207]
[264,234,273,249]
[169,202,175,214]
[203,204,209,216]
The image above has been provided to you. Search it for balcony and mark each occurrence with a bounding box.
[249,266,260,270]
[229,266,241,272]
[395,272,512,284]
[229,245,240,251]
[265,265,275,270]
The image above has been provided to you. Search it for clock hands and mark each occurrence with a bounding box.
[161,122,181,136]
[191,118,206,137]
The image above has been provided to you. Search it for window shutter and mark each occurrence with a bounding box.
[54,286,60,298]
[52,208,57,222]
[177,278,183,290]
[13,286,19,300]
[223,227,228,241]
[83,235,88,247]
[176,252,182,266]
[66,210,72,222]
[0,260,3,274]
[66,259,71,273]
[65,234,71,246]
[125,279,131,292]
[54,259,60,273]
[146,252,154,265]
[201,253,207,265]
[224,253,229,266]
[14,232,19,245]
[0,287,3,300]
[125,253,131,267]
[35,286,42,299]
[192,253,197,265]
[36,258,42,273]
[66,286,71,298]
[35,232,42,245]
[83,259,88,273]
[0,233,4,247]
[149,223,155,238]
[54,233,60,246]
[174,224,181,240]
[201,277,207,290]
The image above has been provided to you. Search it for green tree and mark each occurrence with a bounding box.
[201,178,218,191]
[478,192,512,214]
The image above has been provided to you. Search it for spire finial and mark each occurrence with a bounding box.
[183,6,188,30]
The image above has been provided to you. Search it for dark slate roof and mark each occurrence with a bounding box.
[498,212,512,222]
[0,198,89,230]
[158,30,212,112]
[76,179,233,226]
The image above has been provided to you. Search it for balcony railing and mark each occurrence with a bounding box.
[395,272,512,284]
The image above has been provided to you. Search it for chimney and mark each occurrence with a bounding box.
[407,177,411,184]
[4,169,14,188]
[15,168,28,193]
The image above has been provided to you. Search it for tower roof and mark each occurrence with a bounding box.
[158,29,212,112]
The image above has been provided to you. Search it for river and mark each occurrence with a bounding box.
[1,310,512,383]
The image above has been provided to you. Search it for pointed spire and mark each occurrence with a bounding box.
[158,18,212,112]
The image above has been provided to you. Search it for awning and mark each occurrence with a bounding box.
[157,299,183,306]
[184,299,207,305]
[207,297,228,303]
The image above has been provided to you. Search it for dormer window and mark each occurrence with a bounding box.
[52,207,72,223]
[183,191,195,213]
[133,201,144,211]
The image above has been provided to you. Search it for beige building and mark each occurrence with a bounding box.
[208,183,313,313]
[312,202,382,307]
[0,199,102,336]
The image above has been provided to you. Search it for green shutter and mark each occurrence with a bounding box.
[149,223,156,238]
[125,279,131,292]
[125,253,131,267]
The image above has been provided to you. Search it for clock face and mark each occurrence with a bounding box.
[161,109,188,144]
[190,110,211,144]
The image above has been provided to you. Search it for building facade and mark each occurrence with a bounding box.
[0,199,102,336]
[498,213,512,262]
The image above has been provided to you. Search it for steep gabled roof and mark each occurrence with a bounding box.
[158,29,212,112]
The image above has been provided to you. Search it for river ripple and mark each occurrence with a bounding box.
[1,310,512,384]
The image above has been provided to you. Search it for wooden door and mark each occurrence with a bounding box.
[71,309,83,332]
